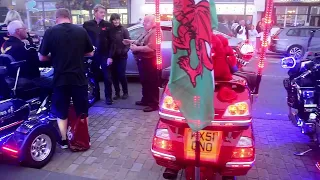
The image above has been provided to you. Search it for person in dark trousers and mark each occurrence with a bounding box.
[109,13,130,100]
[123,15,161,112]
[38,8,94,149]
[83,4,114,105]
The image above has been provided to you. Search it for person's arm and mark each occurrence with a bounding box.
[123,28,130,52]
[38,29,51,61]
[84,31,94,57]
[133,30,158,52]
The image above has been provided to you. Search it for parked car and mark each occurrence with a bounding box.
[269,26,320,59]
[126,22,247,76]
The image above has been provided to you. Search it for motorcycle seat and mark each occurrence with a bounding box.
[5,77,37,90]
[0,66,7,75]
[234,70,257,92]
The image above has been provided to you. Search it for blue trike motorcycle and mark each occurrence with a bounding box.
[0,54,96,168]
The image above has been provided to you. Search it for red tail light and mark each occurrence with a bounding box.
[2,146,18,154]
[232,148,254,158]
[272,35,279,40]
[231,137,254,159]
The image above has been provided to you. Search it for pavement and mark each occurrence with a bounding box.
[2,56,320,180]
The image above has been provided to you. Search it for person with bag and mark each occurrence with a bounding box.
[38,8,94,149]
[109,13,130,100]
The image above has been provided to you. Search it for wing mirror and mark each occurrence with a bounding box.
[281,56,296,69]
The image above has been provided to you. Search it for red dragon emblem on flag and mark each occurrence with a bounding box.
[172,0,213,87]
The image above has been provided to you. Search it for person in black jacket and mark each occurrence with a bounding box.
[2,20,52,101]
[83,4,114,105]
[109,13,130,100]
[0,10,37,47]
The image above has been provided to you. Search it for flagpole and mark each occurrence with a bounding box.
[195,131,201,180]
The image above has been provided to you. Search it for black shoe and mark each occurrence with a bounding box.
[135,101,148,106]
[59,140,68,149]
[113,94,121,100]
[106,98,113,105]
[122,93,128,100]
[143,106,159,112]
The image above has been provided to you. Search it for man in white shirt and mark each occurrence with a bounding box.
[236,20,247,41]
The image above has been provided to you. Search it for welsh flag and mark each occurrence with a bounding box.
[168,0,218,132]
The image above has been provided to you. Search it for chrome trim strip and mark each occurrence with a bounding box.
[0,121,24,132]
[159,111,252,126]
[151,148,176,161]
[225,159,255,167]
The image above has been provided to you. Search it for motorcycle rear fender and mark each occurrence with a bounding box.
[3,120,57,161]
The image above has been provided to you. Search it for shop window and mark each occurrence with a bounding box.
[106,9,128,24]
[311,6,320,15]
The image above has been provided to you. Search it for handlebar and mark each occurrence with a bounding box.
[291,63,320,85]
[10,60,26,65]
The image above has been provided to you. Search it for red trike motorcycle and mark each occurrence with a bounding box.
[151,64,257,180]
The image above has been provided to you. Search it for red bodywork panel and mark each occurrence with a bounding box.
[152,81,255,177]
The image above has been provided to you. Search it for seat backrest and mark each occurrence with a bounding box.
[0,66,7,75]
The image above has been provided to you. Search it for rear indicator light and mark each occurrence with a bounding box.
[232,148,254,159]
[236,137,253,147]
[162,94,180,112]
[224,102,249,117]
[155,129,170,140]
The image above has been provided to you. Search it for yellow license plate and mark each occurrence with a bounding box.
[184,130,222,162]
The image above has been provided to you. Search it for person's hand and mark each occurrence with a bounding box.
[123,39,131,45]
[130,44,138,52]
[107,58,113,66]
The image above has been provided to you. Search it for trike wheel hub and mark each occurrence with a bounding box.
[30,134,52,162]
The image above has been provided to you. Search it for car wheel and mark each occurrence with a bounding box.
[21,129,56,169]
[288,45,304,59]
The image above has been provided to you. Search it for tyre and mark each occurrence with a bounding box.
[21,128,56,169]
[287,45,304,60]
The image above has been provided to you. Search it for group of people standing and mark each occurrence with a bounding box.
[0,4,160,149]
[84,4,160,113]
[232,19,269,56]
[83,4,130,105]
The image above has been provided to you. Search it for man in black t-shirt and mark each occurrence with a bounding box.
[38,8,94,149]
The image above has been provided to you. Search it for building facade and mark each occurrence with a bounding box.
[274,0,320,27]
[1,0,131,35]
[131,0,266,26]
